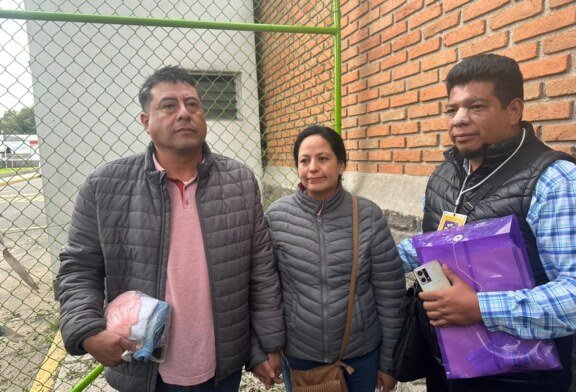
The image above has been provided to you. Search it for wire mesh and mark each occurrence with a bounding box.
[0,0,335,390]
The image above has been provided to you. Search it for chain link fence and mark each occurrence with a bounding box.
[0,0,336,390]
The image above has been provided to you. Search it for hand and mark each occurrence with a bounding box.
[82,330,140,367]
[252,352,283,389]
[376,371,397,392]
[419,264,482,327]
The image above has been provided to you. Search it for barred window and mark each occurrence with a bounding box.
[192,73,238,120]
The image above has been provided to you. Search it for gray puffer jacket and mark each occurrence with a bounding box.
[266,186,405,373]
[58,143,284,392]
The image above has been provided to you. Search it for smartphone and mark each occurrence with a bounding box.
[414,260,451,292]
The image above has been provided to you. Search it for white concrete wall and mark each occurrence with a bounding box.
[23,0,262,275]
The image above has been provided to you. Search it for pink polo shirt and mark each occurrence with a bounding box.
[154,157,216,386]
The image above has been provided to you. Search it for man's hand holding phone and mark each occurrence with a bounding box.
[416,262,482,327]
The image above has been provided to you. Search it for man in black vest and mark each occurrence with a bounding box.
[397,54,576,392]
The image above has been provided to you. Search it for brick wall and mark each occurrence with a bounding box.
[341,0,576,177]
[257,0,335,168]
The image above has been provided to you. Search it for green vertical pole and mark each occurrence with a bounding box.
[333,0,342,135]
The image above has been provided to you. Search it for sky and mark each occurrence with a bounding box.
[0,0,34,118]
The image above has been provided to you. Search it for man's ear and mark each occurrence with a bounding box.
[140,112,149,132]
[507,98,524,125]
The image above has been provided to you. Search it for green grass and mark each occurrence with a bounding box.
[0,167,37,175]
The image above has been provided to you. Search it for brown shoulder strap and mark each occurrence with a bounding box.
[339,195,359,360]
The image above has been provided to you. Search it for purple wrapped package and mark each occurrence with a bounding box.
[412,215,561,379]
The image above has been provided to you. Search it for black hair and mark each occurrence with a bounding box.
[293,125,347,168]
[445,54,524,108]
[138,66,199,111]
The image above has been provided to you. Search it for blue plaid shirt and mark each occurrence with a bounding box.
[398,159,576,339]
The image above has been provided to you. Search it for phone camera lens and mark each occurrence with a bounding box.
[416,270,423,276]
[420,278,426,283]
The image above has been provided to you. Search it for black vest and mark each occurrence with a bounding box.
[421,122,576,391]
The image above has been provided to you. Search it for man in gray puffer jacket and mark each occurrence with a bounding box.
[57,66,285,392]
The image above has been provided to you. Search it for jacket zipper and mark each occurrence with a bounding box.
[316,202,330,362]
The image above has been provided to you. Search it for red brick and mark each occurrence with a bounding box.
[342,117,358,129]
[541,124,576,142]
[513,7,576,42]
[367,43,392,62]
[392,30,422,52]
[524,101,573,121]
[423,12,460,38]
[394,150,422,162]
[393,62,421,80]
[497,42,539,62]
[358,6,381,29]
[380,52,408,71]
[441,133,454,146]
[444,0,474,12]
[358,139,380,149]
[391,122,420,135]
[378,163,404,174]
[381,80,406,97]
[381,108,407,122]
[421,49,458,71]
[461,32,509,58]
[490,0,544,30]
[346,162,358,172]
[369,150,392,161]
[410,3,442,29]
[390,91,419,108]
[343,140,358,150]
[366,75,389,92]
[543,29,576,54]
[342,19,359,41]
[552,145,576,157]
[347,2,370,24]
[357,163,378,173]
[349,28,370,47]
[342,70,360,85]
[409,37,441,60]
[463,0,511,22]
[423,149,446,161]
[407,133,439,147]
[405,164,437,176]
[347,53,368,71]
[444,20,486,47]
[359,35,382,54]
[358,63,380,80]
[407,71,439,89]
[395,0,424,21]
[547,76,576,97]
[347,104,367,117]
[369,14,393,35]
[381,21,408,43]
[550,0,575,8]
[342,46,359,62]
[409,102,441,118]
[345,128,366,139]
[524,82,542,101]
[520,55,570,80]
[358,89,380,103]
[379,0,406,14]
[349,150,369,161]
[380,136,406,149]
[367,125,391,137]
[367,99,391,113]
[358,113,381,127]
[420,85,448,102]
[342,94,358,107]
[421,117,448,132]
[347,79,369,94]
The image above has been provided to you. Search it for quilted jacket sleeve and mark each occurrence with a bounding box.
[57,175,107,355]
[368,203,405,373]
[247,179,285,369]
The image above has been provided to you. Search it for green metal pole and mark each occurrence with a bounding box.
[333,0,342,135]
[0,10,336,35]
[70,364,103,392]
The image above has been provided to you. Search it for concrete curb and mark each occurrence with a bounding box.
[0,172,42,187]
[30,331,67,392]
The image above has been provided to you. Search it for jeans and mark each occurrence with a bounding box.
[155,370,242,392]
[282,348,379,392]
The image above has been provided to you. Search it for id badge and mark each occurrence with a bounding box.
[438,211,467,231]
